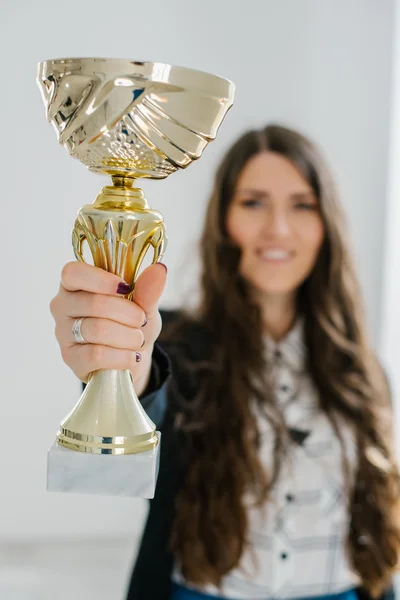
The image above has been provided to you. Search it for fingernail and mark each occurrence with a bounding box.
[117,282,132,295]
[136,352,142,363]
[158,262,167,273]
[141,338,145,348]
[142,316,148,327]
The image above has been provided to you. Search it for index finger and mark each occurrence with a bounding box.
[61,261,132,296]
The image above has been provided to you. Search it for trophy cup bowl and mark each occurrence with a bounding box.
[37,58,234,496]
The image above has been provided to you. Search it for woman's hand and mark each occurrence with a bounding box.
[50,261,167,393]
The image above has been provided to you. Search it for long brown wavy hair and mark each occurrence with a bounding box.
[166,124,400,597]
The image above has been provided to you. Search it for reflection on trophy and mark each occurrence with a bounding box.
[37,58,235,497]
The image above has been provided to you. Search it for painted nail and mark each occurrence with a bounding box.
[141,338,145,348]
[142,316,148,327]
[136,352,142,363]
[117,282,132,295]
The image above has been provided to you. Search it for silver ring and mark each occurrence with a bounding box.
[72,317,87,344]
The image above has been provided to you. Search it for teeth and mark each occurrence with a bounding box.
[262,250,290,260]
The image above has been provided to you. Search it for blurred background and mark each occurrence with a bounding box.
[1,0,400,597]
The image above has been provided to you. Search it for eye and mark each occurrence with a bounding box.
[294,201,318,211]
[240,198,263,208]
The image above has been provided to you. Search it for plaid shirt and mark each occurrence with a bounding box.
[173,320,360,599]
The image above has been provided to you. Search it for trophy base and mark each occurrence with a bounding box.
[56,428,159,455]
[46,435,161,499]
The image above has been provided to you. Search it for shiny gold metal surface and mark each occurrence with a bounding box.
[37,58,235,454]
[37,58,235,178]
[61,184,166,455]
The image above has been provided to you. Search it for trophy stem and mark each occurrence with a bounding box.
[57,183,167,455]
[111,175,135,188]
[57,369,159,455]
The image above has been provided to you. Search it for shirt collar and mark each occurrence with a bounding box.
[264,318,306,373]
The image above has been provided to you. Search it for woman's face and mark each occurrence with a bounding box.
[226,151,325,299]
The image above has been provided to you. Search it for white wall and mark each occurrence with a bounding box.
[0,0,394,540]
[380,0,400,453]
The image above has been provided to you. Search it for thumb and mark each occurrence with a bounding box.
[132,263,167,319]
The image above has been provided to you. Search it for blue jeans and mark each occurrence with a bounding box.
[169,583,358,600]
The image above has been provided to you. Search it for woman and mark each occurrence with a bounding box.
[51,125,400,600]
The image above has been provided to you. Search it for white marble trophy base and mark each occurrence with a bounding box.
[46,435,161,499]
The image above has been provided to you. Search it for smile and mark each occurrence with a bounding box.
[257,248,295,262]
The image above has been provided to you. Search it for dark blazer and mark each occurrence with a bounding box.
[125,310,395,600]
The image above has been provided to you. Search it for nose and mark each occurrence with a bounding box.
[262,206,291,238]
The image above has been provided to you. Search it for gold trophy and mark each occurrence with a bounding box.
[37,58,234,496]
